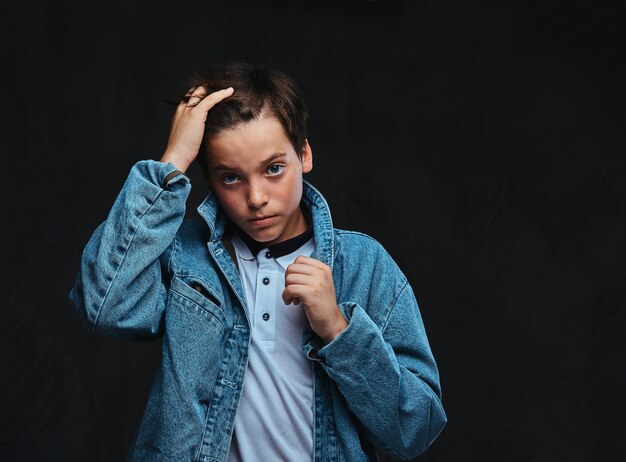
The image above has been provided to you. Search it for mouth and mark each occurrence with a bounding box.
[248,215,276,226]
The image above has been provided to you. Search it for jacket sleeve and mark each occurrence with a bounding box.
[68,160,191,340]
[316,271,447,459]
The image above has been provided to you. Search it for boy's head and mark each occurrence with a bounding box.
[186,62,309,178]
[185,63,313,245]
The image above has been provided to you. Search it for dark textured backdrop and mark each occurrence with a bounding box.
[1,1,624,461]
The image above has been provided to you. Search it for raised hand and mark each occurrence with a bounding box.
[160,85,234,173]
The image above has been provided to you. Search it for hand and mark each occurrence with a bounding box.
[160,85,234,173]
[283,256,348,344]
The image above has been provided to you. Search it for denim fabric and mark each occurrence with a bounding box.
[69,160,447,461]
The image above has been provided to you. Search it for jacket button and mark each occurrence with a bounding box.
[262,313,270,321]
[262,277,270,285]
[265,251,272,259]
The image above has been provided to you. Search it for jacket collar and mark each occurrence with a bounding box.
[196,179,335,269]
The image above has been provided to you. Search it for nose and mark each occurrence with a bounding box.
[246,180,269,209]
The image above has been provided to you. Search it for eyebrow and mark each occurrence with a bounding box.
[213,152,287,171]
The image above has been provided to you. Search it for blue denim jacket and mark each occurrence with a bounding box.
[69,160,446,461]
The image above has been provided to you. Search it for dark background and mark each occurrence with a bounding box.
[1,1,624,461]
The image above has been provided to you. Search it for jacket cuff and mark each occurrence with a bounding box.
[158,161,190,188]
[316,302,381,367]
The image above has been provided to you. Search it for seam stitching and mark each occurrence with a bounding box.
[92,188,165,329]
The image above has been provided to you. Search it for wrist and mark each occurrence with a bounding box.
[160,151,193,174]
[320,307,349,344]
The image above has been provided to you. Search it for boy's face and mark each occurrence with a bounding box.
[205,116,313,246]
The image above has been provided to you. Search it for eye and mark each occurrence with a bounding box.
[222,174,239,184]
[267,164,285,175]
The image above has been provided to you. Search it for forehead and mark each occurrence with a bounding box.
[206,116,294,169]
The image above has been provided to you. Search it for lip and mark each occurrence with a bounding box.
[248,215,276,226]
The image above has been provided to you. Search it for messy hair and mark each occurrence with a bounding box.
[180,62,309,177]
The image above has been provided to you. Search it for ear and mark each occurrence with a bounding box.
[301,139,313,174]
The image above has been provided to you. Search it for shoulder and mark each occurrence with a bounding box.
[332,227,407,284]
[333,227,393,256]
[330,227,411,328]
[334,227,380,243]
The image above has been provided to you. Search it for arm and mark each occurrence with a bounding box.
[68,161,190,339]
[69,85,234,340]
[316,281,447,460]
[283,249,446,459]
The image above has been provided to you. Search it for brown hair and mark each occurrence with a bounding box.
[180,62,309,177]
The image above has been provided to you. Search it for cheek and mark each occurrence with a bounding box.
[215,190,242,213]
[292,175,303,202]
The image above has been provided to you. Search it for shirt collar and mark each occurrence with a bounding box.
[231,230,315,271]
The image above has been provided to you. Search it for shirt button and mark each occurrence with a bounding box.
[262,313,270,321]
[265,251,272,259]
[262,277,270,285]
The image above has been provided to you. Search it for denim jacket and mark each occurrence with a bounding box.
[69,160,447,462]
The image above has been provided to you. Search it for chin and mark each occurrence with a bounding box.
[243,226,279,242]
[255,232,282,243]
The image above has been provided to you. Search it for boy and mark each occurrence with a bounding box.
[69,63,446,461]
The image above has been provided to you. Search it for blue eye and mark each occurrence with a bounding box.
[267,164,284,175]
[222,174,239,184]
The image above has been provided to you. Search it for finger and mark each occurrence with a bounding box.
[285,263,320,276]
[282,291,291,305]
[283,295,302,305]
[195,87,234,111]
[292,257,328,272]
[178,86,199,108]
[181,86,197,101]
[294,255,327,269]
[282,284,310,304]
[285,273,313,286]
[187,85,208,107]
[174,87,196,116]
[282,290,302,305]
[170,85,199,133]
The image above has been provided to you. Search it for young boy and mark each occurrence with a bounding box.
[69,63,446,462]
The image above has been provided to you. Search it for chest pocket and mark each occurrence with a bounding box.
[169,276,226,328]
[163,276,227,415]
